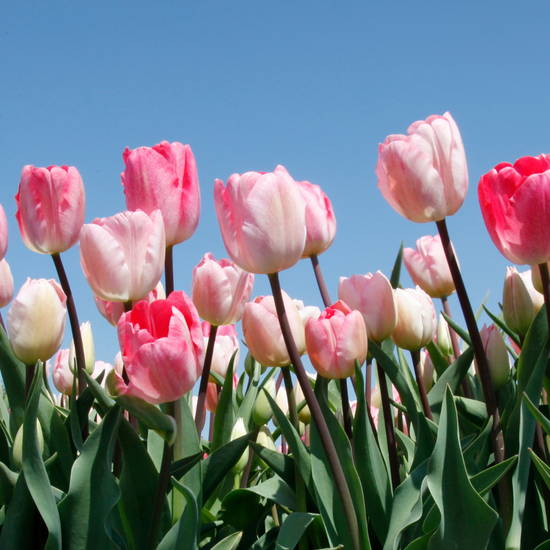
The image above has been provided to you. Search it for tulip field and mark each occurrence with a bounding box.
[1,113,550,550]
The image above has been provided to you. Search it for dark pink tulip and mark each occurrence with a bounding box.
[16,165,85,254]
[0,204,7,260]
[115,291,204,405]
[478,155,550,265]
[121,141,200,247]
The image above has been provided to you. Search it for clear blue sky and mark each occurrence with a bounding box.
[1,1,549,370]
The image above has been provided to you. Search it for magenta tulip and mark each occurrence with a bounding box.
[305,300,368,380]
[403,235,455,298]
[478,155,550,265]
[115,291,204,405]
[0,259,14,308]
[377,112,468,223]
[79,210,165,302]
[297,180,337,258]
[192,253,254,326]
[214,165,306,274]
[16,165,85,254]
[0,204,7,261]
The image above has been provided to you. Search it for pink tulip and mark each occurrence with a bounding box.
[0,259,14,308]
[202,322,240,380]
[305,300,368,380]
[7,278,67,364]
[79,210,165,302]
[523,269,544,313]
[115,291,204,405]
[377,112,468,223]
[214,165,306,274]
[293,299,321,326]
[121,141,200,247]
[478,155,550,265]
[391,287,436,351]
[296,180,337,258]
[478,324,510,390]
[502,266,535,336]
[338,271,397,344]
[242,290,306,367]
[206,373,238,413]
[403,235,455,298]
[52,349,75,395]
[0,204,7,261]
[192,253,254,326]
[16,165,85,254]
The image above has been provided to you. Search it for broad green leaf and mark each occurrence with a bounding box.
[441,312,471,347]
[114,394,174,440]
[390,241,404,289]
[523,393,550,437]
[83,370,115,414]
[470,455,517,496]
[250,442,296,489]
[403,531,433,550]
[0,462,18,505]
[210,531,243,550]
[223,476,297,513]
[534,542,550,550]
[220,489,264,530]
[237,355,261,430]
[483,305,521,347]
[250,527,279,549]
[276,512,318,550]
[0,327,25,434]
[529,449,550,491]
[211,353,236,452]
[427,386,498,550]
[68,373,83,452]
[454,396,488,428]
[463,417,493,463]
[425,341,449,378]
[170,451,204,480]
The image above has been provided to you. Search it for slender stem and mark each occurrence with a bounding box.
[209,411,215,443]
[195,325,218,435]
[410,350,433,421]
[25,364,35,400]
[275,369,284,392]
[340,379,354,445]
[310,254,332,308]
[268,272,361,550]
[366,359,372,407]
[165,245,174,296]
[377,363,400,491]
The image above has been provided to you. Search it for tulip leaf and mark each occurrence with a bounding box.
[69,373,84,452]
[528,449,550,491]
[170,451,204,480]
[210,531,243,550]
[440,312,471,347]
[523,392,550,437]
[223,476,297,513]
[58,405,122,549]
[0,326,25,433]
[22,367,62,550]
[250,441,296,489]
[353,363,392,542]
[390,241,404,289]
[483,305,521,347]
[212,352,236,452]
[0,462,18,505]
[454,396,488,429]
[276,512,318,550]
[470,455,517,496]
[237,354,261,430]
[463,417,493,463]
[426,386,498,550]
[83,370,115,414]
[249,527,279,549]
[425,341,449,378]
[113,394,174,436]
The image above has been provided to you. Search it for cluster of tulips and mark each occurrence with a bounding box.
[1,112,550,550]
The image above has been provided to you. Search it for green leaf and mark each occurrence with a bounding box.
[0,462,18,505]
[276,512,318,550]
[237,356,261,430]
[529,449,550,491]
[483,305,521,347]
[223,476,297,512]
[83,370,115,414]
[426,386,498,550]
[22,367,62,550]
[523,392,550,437]
[454,396,488,429]
[250,442,296,489]
[463,417,493,463]
[425,341,449,378]
[210,531,243,550]
[441,312,471,347]
[249,528,279,549]
[470,455,517,496]
[58,405,122,549]
[170,451,204,480]
[390,241,404,289]
[211,353,236,452]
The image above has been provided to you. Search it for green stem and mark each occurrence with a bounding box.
[410,350,433,421]
[195,325,218,435]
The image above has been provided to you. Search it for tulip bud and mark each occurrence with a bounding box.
[0,259,14,308]
[252,378,276,426]
[419,350,435,392]
[13,420,44,471]
[293,300,321,326]
[436,314,454,357]
[294,375,315,425]
[69,322,95,375]
[256,426,277,469]
[478,324,510,391]
[52,349,76,395]
[503,267,535,336]
[522,270,544,314]
[272,387,289,427]
[230,418,249,474]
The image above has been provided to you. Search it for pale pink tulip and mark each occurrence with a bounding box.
[377,112,468,223]
[206,374,238,413]
[52,349,75,395]
[0,204,7,260]
[0,259,14,308]
[121,141,200,247]
[403,235,455,298]
[522,269,544,313]
[297,180,337,258]
[502,267,535,336]
[391,287,436,351]
[214,166,306,274]
[305,300,368,379]
[242,291,305,367]
[293,299,321,326]
[79,210,165,302]
[419,350,435,392]
[7,278,67,364]
[192,253,254,326]
[16,165,85,254]
[202,322,240,380]
[115,291,204,405]
[478,324,510,390]
[338,271,397,344]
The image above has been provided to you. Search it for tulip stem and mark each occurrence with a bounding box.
[165,245,174,296]
[310,253,332,308]
[25,363,35,401]
[410,350,433,421]
[538,263,550,335]
[268,272,361,550]
[195,325,218,436]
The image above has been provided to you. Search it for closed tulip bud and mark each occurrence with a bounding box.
[7,278,67,364]
[203,322,240,381]
[79,210,165,302]
[436,314,454,357]
[272,386,289,427]
[296,180,337,258]
[52,349,75,395]
[252,377,276,426]
[420,350,435,392]
[114,352,124,377]
[230,418,249,474]
[214,166,306,274]
[391,287,436,351]
[293,300,321,326]
[0,203,7,261]
[13,420,44,471]
[503,267,535,336]
[377,112,468,223]
[206,374,239,413]
[478,324,510,390]
[256,426,277,468]
[242,291,305,368]
[69,322,95,374]
[121,141,200,247]
[306,300,368,380]
[0,259,14,308]
[403,235,455,298]
[294,375,315,425]
[192,253,254,326]
[530,267,548,313]
[338,271,397,344]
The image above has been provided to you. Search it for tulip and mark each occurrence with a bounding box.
[478,324,510,391]
[478,155,550,265]
[252,377,276,426]
[436,314,454,357]
[0,259,14,308]
[256,426,277,468]
[13,420,44,471]
[214,165,306,274]
[403,235,455,298]
[522,269,544,314]
[391,287,436,351]
[419,350,435,392]
[16,165,85,254]
[272,386,289,427]
[192,253,254,326]
[115,291,204,405]
[377,112,468,223]
[230,418,249,474]
[305,300,368,380]
[294,374,315,424]
[293,300,321,327]
[69,322,95,374]
[202,322,240,381]
[0,203,7,261]
[296,180,337,258]
[242,291,305,367]
[338,271,397,344]
[7,278,67,364]
[206,374,238,413]
[503,267,535,336]
[121,141,200,247]
[79,210,165,302]
[52,349,75,395]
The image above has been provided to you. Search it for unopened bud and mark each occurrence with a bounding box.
[503,267,535,336]
[230,418,249,474]
[13,420,44,471]
[69,321,95,374]
[252,378,276,426]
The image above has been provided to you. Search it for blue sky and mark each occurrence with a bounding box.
[1,1,549,373]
